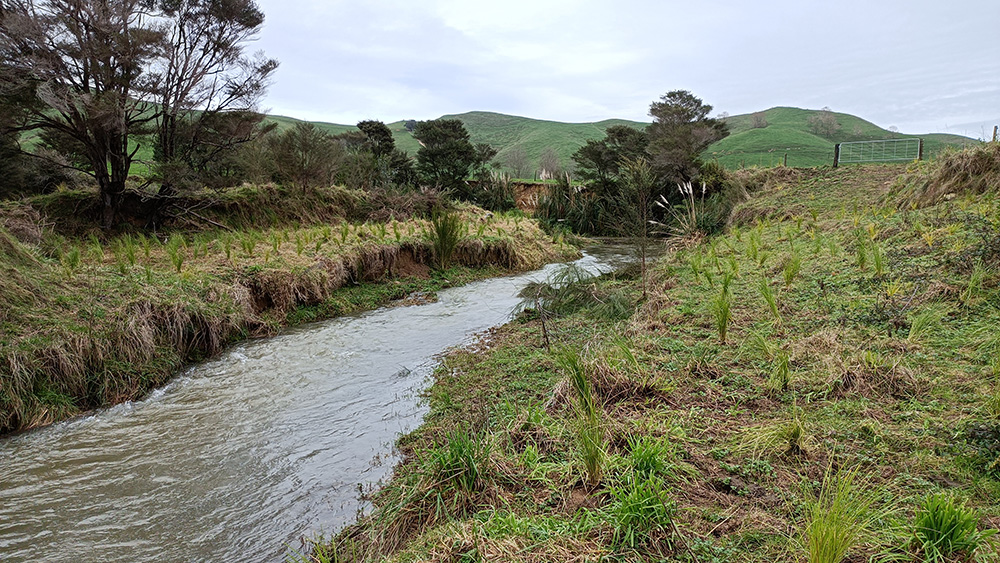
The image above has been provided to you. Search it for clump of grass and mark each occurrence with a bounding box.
[908,307,944,342]
[431,429,491,494]
[605,476,676,552]
[60,245,81,279]
[214,233,230,260]
[911,494,997,562]
[626,435,678,482]
[782,250,802,287]
[166,233,185,273]
[239,231,258,256]
[430,211,463,270]
[758,277,782,325]
[744,407,811,457]
[711,284,732,344]
[803,466,882,563]
[556,347,604,487]
[768,350,791,393]
[961,262,988,308]
[854,235,869,270]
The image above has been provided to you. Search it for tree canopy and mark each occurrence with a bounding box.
[646,90,728,183]
[0,0,277,227]
[413,118,495,198]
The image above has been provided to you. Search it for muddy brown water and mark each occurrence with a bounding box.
[0,245,635,563]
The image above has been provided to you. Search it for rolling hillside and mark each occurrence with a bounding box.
[271,107,977,176]
[706,106,977,168]
[266,111,647,179]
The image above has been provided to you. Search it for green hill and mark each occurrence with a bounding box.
[269,107,976,177]
[266,111,647,179]
[706,106,977,168]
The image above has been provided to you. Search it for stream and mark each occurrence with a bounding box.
[0,245,634,562]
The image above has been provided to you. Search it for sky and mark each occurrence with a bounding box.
[252,0,999,138]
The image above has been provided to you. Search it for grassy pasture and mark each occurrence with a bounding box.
[306,146,1000,562]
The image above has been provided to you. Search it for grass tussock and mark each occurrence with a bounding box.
[889,142,1000,208]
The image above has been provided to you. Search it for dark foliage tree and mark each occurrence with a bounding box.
[413,118,495,198]
[571,125,647,197]
[356,119,415,187]
[646,90,728,185]
[0,0,277,227]
[268,122,341,190]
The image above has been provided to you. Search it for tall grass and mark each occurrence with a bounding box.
[556,347,604,487]
[711,282,732,344]
[430,211,463,270]
[758,277,782,325]
[803,466,882,563]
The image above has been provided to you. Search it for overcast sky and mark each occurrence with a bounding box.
[252,0,999,138]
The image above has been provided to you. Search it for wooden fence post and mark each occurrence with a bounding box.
[833,143,840,168]
[917,139,924,161]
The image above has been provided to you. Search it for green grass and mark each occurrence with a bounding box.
[306,150,1000,562]
[707,106,976,169]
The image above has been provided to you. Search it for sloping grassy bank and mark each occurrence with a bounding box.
[0,189,576,435]
[309,148,1000,562]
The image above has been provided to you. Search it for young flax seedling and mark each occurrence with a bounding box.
[167,233,185,273]
[783,251,802,287]
[768,350,791,393]
[712,273,734,343]
[758,277,782,325]
[871,241,887,278]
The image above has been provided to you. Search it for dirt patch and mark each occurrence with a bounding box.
[395,247,430,278]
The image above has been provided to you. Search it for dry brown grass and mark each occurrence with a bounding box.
[890,143,1000,208]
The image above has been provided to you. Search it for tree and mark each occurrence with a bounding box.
[503,144,529,179]
[617,157,655,299]
[571,125,647,196]
[751,111,768,129]
[268,122,341,190]
[645,90,728,185]
[330,120,415,189]
[539,147,564,180]
[0,0,276,228]
[413,118,494,197]
[808,107,840,138]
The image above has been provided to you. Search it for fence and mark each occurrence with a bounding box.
[834,138,923,167]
